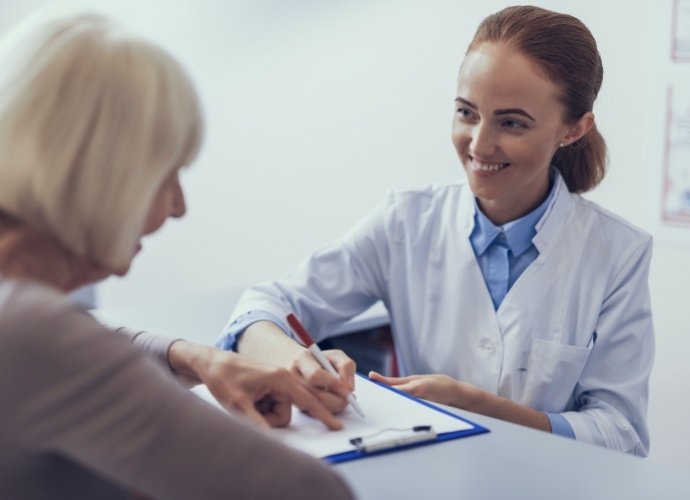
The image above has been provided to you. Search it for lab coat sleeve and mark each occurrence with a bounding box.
[562,236,654,456]
[221,193,394,345]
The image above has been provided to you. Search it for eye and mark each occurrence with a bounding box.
[502,118,527,130]
[456,107,477,122]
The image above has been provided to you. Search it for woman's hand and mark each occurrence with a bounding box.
[168,340,342,430]
[369,371,552,432]
[290,348,357,414]
[368,371,478,408]
[237,320,358,415]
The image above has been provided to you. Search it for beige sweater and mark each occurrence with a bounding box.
[0,279,353,499]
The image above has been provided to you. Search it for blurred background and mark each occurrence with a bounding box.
[1,0,688,468]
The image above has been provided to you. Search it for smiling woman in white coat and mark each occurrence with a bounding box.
[218,5,654,457]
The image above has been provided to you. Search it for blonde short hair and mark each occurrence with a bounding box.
[0,11,203,269]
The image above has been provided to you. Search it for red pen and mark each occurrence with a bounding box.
[286,313,365,418]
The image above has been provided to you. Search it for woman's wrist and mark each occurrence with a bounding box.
[167,339,213,385]
[448,378,484,410]
[240,320,306,368]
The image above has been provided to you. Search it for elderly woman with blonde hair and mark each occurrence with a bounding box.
[0,10,352,499]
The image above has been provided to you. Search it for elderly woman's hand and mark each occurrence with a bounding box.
[168,340,342,430]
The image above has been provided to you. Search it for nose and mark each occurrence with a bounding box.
[171,176,186,219]
[468,122,497,159]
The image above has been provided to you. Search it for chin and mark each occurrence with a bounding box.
[465,179,507,207]
[107,255,133,277]
[112,261,132,277]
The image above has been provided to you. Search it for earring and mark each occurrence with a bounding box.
[559,142,565,148]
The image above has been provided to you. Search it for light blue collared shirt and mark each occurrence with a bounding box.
[468,176,574,439]
[469,183,555,310]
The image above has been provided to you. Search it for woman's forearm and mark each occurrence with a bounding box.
[460,386,551,432]
[237,320,305,368]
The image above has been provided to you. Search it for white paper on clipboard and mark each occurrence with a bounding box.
[192,374,482,460]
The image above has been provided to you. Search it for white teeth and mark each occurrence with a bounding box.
[470,158,509,172]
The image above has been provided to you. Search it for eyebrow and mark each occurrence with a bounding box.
[455,97,536,122]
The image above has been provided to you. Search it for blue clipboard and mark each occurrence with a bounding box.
[191,374,490,464]
[325,377,490,464]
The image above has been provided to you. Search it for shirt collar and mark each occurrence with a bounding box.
[470,172,558,258]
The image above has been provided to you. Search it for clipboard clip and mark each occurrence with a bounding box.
[349,425,437,453]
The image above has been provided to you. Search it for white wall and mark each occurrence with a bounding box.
[1,0,689,467]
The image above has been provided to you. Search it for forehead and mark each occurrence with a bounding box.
[457,42,563,112]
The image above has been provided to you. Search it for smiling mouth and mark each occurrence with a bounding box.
[469,156,511,172]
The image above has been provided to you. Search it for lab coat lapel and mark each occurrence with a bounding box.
[495,174,585,399]
[498,173,579,323]
[414,183,503,392]
[450,184,504,392]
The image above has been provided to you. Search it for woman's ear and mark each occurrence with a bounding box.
[561,112,595,146]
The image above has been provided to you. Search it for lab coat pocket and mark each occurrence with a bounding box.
[520,338,591,413]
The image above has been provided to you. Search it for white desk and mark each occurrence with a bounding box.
[337,409,690,500]
[94,289,690,500]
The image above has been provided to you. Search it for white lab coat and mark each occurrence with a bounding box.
[230,172,654,456]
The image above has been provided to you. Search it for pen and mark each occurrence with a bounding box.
[286,313,365,418]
